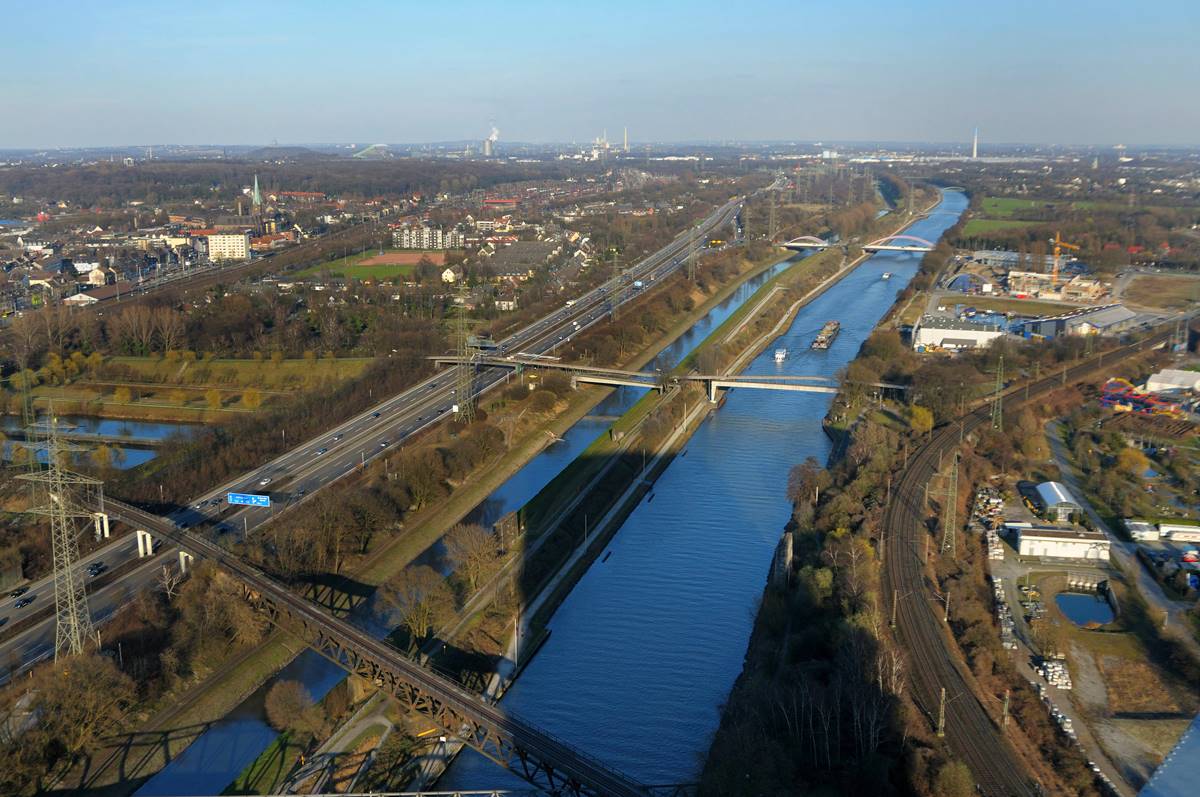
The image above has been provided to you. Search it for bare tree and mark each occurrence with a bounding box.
[157,565,184,600]
[444,523,498,591]
[379,565,454,643]
[152,306,185,353]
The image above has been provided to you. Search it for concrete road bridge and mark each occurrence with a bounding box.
[433,355,906,403]
[106,499,656,797]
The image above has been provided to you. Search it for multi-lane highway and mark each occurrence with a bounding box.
[0,196,743,679]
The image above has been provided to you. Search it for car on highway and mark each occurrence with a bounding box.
[0,617,8,628]
[379,439,390,448]
[332,434,342,442]
[14,596,35,609]
[315,447,328,455]
[9,586,29,599]
[258,477,271,486]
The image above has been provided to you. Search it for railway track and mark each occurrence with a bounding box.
[882,327,1173,796]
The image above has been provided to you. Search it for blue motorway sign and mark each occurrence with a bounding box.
[227,492,271,508]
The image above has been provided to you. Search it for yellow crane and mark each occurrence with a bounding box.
[1050,231,1079,286]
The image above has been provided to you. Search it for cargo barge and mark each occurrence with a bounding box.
[811,320,840,350]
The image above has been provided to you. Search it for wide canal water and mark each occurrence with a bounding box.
[136,250,806,795]
[442,190,969,788]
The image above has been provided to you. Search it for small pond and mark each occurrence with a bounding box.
[1056,591,1114,627]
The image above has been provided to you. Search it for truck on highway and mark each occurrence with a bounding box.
[632,280,644,291]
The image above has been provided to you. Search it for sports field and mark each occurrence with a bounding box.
[962,218,1040,236]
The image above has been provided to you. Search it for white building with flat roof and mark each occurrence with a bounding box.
[912,313,1006,351]
[206,232,250,261]
[1016,525,1110,561]
[1125,520,1160,541]
[1159,522,1200,543]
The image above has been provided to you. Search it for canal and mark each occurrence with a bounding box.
[134,252,805,795]
[441,190,969,788]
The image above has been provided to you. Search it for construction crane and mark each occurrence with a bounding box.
[1049,231,1079,287]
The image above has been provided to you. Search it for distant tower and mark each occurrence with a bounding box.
[252,174,263,209]
[483,122,499,158]
[623,127,629,153]
[972,127,979,159]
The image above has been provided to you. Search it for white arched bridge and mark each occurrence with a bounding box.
[780,233,935,253]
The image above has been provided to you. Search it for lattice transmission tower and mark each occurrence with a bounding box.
[18,413,103,658]
[454,285,475,424]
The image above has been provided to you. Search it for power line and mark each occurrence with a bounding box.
[990,354,1004,431]
[454,284,475,423]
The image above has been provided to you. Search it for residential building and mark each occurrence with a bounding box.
[1015,525,1110,561]
[392,225,465,250]
[191,230,250,261]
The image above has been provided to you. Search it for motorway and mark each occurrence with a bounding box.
[0,196,744,681]
[882,326,1174,796]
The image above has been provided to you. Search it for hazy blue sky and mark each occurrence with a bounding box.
[4,0,1198,148]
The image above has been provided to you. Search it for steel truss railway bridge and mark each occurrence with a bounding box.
[108,500,687,797]
[433,355,906,403]
[779,233,936,253]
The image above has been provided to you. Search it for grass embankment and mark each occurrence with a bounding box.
[57,630,302,794]
[1124,274,1200,309]
[15,356,372,423]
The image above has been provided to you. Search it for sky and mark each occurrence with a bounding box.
[3,0,1199,149]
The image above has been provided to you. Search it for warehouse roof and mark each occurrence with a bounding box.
[1017,525,1107,542]
[1036,481,1080,508]
[916,313,1005,332]
[1146,369,1200,392]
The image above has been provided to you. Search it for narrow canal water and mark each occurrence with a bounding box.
[0,415,199,469]
[441,190,969,788]
[135,253,803,795]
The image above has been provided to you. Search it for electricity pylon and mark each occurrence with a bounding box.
[454,285,475,423]
[990,354,1004,431]
[18,412,103,658]
[768,197,778,243]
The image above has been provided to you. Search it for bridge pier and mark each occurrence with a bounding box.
[178,550,195,574]
[135,529,153,558]
[93,511,110,541]
[707,380,719,403]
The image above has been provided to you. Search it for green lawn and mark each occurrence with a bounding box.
[981,196,1043,218]
[293,249,420,280]
[962,218,1041,236]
